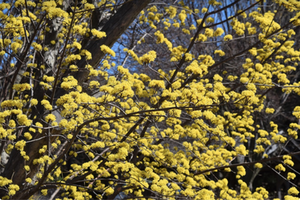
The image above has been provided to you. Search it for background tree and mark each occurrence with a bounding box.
[1,0,300,199]
[115,0,300,197]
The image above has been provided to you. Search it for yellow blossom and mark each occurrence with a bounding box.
[288,187,299,196]
[254,163,263,169]
[275,164,285,171]
[224,34,233,41]
[100,45,115,57]
[91,29,106,39]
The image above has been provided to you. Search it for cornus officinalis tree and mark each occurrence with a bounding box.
[1,0,300,199]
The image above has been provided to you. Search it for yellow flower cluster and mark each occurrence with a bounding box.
[214,50,225,56]
[275,163,285,171]
[81,49,92,60]
[8,184,20,196]
[230,18,245,36]
[61,76,78,90]
[2,1,300,199]
[91,29,106,39]
[41,99,53,110]
[42,1,68,19]
[288,187,299,196]
[165,6,177,18]
[65,54,81,63]
[32,42,42,51]
[139,50,157,64]
[45,114,56,122]
[0,176,12,187]
[12,83,31,92]
[17,114,32,126]
[100,45,115,57]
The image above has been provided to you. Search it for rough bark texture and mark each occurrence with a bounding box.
[73,0,152,85]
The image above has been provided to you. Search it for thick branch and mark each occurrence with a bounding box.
[73,0,151,85]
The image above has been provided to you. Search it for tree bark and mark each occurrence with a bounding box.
[70,0,151,86]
